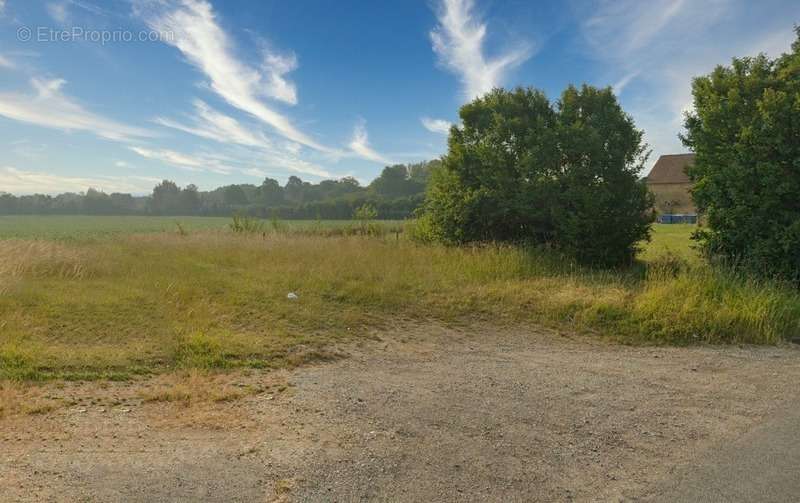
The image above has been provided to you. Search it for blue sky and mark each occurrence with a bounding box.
[0,0,797,194]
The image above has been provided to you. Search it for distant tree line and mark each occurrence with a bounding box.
[0,161,439,219]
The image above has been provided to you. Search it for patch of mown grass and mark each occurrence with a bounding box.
[1,223,798,381]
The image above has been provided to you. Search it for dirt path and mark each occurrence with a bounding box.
[648,401,800,502]
[3,325,800,502]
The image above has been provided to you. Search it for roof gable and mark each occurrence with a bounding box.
[647,154,695,184]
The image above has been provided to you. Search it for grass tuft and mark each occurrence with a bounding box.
[0,345,41,381]
[174,332,230,370]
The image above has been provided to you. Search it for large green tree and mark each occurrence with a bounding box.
[682,29,800,281]
[150,180,181,215]
[422,85,653,266]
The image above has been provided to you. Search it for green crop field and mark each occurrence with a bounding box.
[1,216,798,382]
[0,215,687,255]
[0,215,404,240]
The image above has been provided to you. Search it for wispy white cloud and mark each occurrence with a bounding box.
[242,167,268,178]
[136,0,328,152]
[0,0,6,15]
[421,117,452,135]
[583,0,688,57]
[154,100,332,178]
[128,146,232,174]
[611,71,639,96]
[262,50,298,105]
[578,0,798,170]
[0,166,160,195]
[0,78,152,141]
[348,119,394,166]
[154,99,271,149]
[430,0,532,100]
[46,0,110,24]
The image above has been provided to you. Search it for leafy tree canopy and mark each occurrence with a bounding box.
[681,28,800,281]
[421,85,654,266]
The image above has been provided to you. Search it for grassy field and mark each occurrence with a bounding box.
[639,224,699,262]
[1,216,798,381]
[0,215,403,240]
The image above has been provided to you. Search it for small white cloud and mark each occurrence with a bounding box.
[431,0,532,100]
[348,119,394,165]
[242,167,267,178]
[0,166,161,195]
[421,117,452,135]
[262,50,298,105]
[0,0,6,15]
[0,78,152,142]
[284,141,301,155]
[0,54,14,69]
[46,1,70,24]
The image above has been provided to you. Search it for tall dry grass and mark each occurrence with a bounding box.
[0,240,93,280]
[1,230,798,380]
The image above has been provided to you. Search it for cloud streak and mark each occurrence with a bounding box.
[136,0,329,152]
[154,100,332,177]
[128,146,233,174]
[430,0,532,100]
[0,166,161,195]
[154,99,271,149]
[421,116,452,134]
[578,0,798,170]
[0,78,152,141]
[349,119,394,166]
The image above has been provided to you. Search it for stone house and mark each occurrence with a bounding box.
[645,153,696,216]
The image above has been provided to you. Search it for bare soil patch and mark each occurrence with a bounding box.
[3,325,800,502]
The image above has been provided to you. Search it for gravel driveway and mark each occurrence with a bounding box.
[3,324,800,502]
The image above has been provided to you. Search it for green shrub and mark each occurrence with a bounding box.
[404,215,438,244]
[353,203,382,236]
[682,28,800,282]
[230,213,263,234]
[421,86,654,266]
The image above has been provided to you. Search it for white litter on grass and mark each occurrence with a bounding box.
[287,292,299,300]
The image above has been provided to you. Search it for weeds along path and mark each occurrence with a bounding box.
[2,325,800,502]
